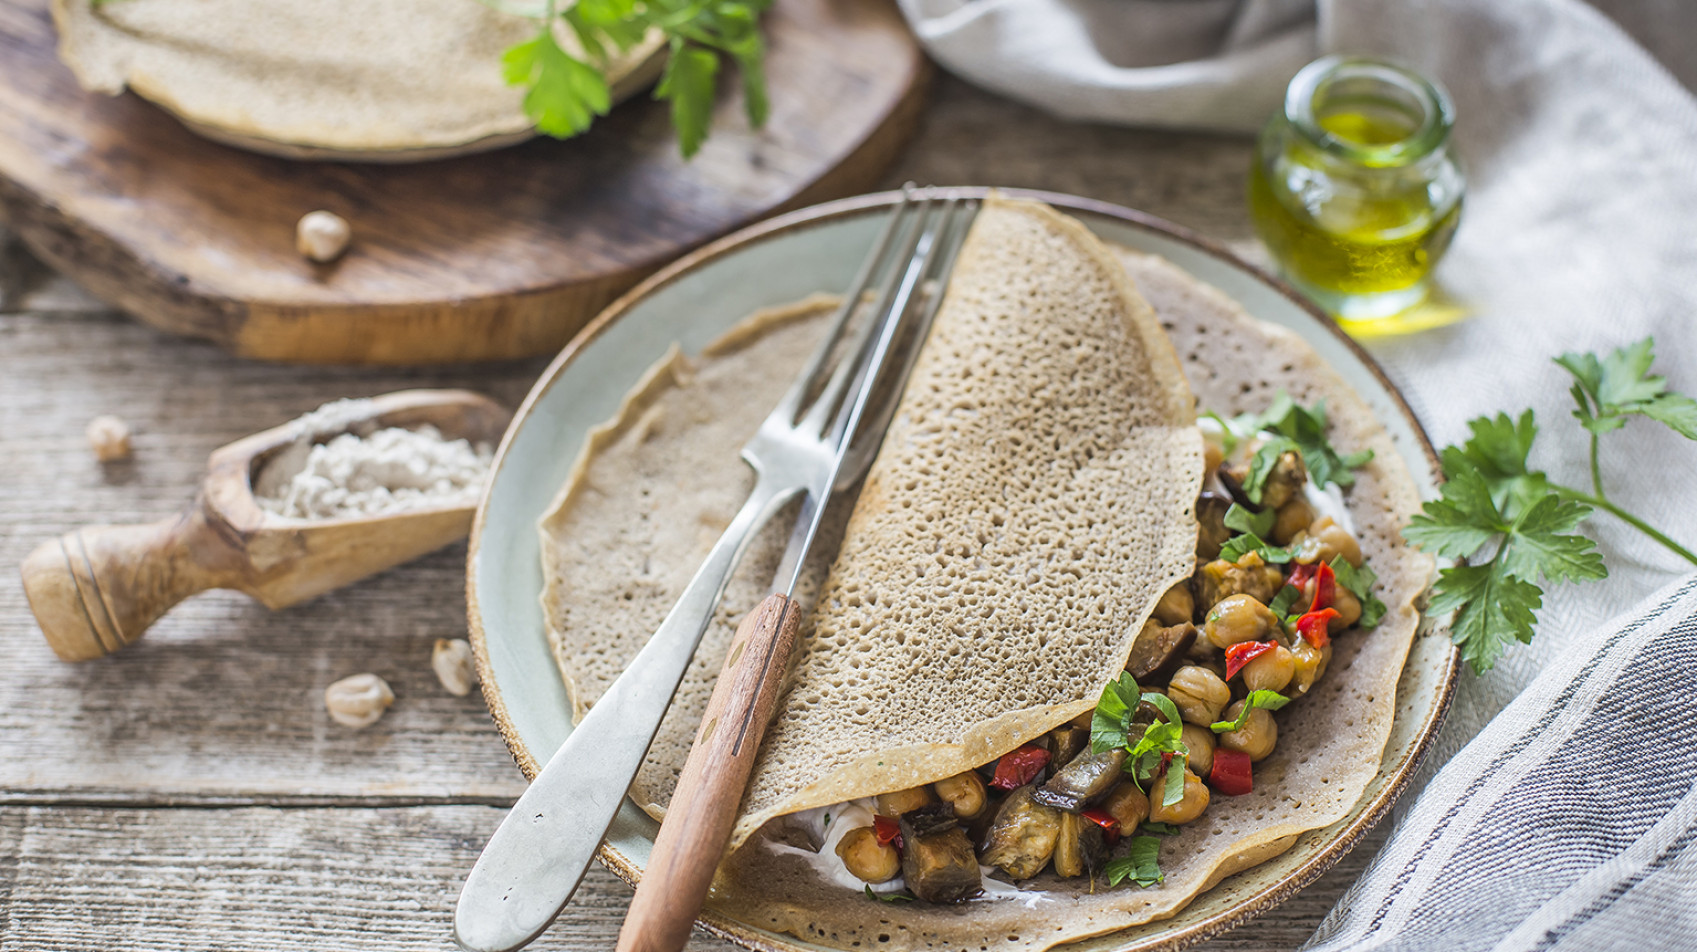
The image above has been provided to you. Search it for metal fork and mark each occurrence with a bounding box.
[454,188,980,952]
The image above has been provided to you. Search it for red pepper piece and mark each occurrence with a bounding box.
[988,745,1052,790]
[1210,749,1253,796]
[1224,640,1276,680]
[1296,608,1339,648]
[1309,562,1336,612]
[1287,563,1317,590]
[1080,807,1121,845]
[872,814,903,850]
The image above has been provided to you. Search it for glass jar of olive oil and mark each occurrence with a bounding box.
[1249,56,1464,321]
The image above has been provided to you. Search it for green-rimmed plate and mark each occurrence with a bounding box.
[466,187,1457,952]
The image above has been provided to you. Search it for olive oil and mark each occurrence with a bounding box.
[1249,58,1464,321]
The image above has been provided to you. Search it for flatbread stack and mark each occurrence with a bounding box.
[52,0,665,160]
[538,197,1432,952]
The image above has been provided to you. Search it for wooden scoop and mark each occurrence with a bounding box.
[21,389,511,662]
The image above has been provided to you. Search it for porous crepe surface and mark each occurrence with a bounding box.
[705,248,1432,952]
[726,197,1201,846]
[539,294,847,818]
[51,0,658,153]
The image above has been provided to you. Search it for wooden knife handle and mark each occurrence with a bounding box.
[616,592,803,952]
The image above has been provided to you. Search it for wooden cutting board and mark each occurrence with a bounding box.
[0,0,927,364]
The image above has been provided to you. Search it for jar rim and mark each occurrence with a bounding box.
[1285,55,1454,167]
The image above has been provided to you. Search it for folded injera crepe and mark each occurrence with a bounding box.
[539,200,1432,952]
[52,0,663,159]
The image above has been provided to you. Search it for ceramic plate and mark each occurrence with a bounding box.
[467,187,1457,952]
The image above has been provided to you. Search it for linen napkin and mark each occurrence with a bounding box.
[896,0,1697,948]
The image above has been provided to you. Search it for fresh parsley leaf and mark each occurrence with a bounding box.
[1224,503,1276,539]
[1249,393,1375,494]
[1243,435,1301,504]
[1557,337,1697,440]
[1161,753,1187,807]
[1426,562,1543,673]
[1104,836,1166,888]
[1218,532,1295,564]
[1404,450,1604,674]
[1267,584,1305,624]
[1139,822,1182,837]
[1210,690,1291,733]
[1327,556,1386,629]
[503,0,773,157]
[503,29,612,138]
[1090,672,1141,754]
[865,885,914,903]
[1438,411,1549,516]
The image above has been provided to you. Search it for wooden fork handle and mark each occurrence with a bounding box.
[616,593,803,952]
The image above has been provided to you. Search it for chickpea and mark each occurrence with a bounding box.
[932,771,987,820]
[1218,701,1278,762]
[1329,586,1363,630]
[1290,640,1332,695]
[1167,665,1231,727]
[1294,516,1364,567]
[1241,644,1295,694]
[874,786,934,817]
[1271,497,1316,545]
[1100,782,1149,832]
[1205,594,1278,649]
[1258,450,1308,510]
[1154,583,1195,626]
[1180,724,1215,778]
[1148,767,1210,824]
[835,826,900,883]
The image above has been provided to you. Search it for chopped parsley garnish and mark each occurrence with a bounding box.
[1210,690,1291,733]
[1090,674,1189,807]
[865,886,915,903]
[1104,835,1166,888]
[1240,393,1375,501]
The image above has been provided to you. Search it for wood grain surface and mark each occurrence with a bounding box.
[0,0,927,364]
[0,73,1355,952]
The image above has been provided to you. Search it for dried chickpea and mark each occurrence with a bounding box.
[324,673,393,729]
[1154,583,1195,626]
[1241,644,1296,694]
[1218,701,1278,762]
[1100,782,1149,832]
[1290,640,1332,695]
[1205,594,1279,649]
[1294,516,1364,567]
[296,210,351,263]
[1271,497,1316,544]
[432,638,478,696]
[836,826,900,883]
[874,786,934,817]
[86,415,133,462]
[1148,767,1210,824]
[932,771,987,820]
[1180,724,1215,779]
[1168,665,1231,727]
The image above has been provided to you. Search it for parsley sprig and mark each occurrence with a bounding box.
[1090,674,1189,808]
[503,0,772,157]
[1403,338,1697,674]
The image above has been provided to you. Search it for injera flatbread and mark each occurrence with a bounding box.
[539,201,1432,952]
[52,0,663,158]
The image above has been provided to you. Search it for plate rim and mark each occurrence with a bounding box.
[466,185,1459,952]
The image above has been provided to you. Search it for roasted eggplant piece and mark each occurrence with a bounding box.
[1048,725,1088,767]
[897,803,983,902]
[1195,490,1235,560]
[1126,620,1198,684]
[1051,810,1109,879]
[1032,746,1127,812]
[979,784,1063,880]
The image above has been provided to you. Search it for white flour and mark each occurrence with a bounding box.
[254,402,493,520]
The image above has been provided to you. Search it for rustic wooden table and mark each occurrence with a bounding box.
[14,27,1688,940]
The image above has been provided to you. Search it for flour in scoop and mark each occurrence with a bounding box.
[255,401,493,520]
